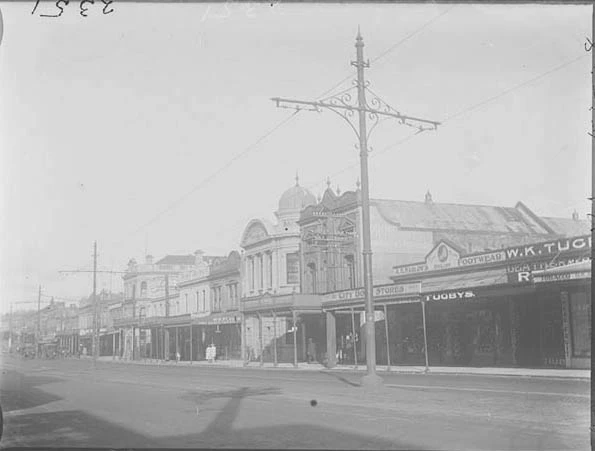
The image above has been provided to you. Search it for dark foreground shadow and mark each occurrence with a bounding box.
[1,385,425,450]
[0,370,63,413]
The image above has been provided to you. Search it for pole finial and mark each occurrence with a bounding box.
[357,25,362,40]
[326,177,331,189]
[295,171,299,186]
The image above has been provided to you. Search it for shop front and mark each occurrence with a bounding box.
[322,282,422,368]
[386,235,591,370]
[242,293,325,366]
[192,312,242,361]
[533,260,591,369]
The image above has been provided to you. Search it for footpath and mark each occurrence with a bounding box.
[90,355,590,380]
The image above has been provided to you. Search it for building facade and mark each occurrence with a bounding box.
[240,177,324,365]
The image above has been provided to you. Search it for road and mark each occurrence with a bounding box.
[0,356,590,450]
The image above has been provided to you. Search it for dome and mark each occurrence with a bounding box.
[277,176,317,213]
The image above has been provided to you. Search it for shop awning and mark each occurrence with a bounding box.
[192,311,241,325]
[422,268,509,294]
[533,260,591,283]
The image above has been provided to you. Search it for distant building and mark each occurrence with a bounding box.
[115,253,199,360]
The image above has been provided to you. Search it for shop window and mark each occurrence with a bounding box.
[570,290,591,358]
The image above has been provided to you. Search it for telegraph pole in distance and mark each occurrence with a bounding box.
[272,29,440,389]
[36,285,41,358]
[59,244,126,369]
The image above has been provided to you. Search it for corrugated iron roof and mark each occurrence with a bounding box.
[541,217,590,237]
[373,199,550,234]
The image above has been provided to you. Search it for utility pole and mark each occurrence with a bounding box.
[272,29,439,388]
[36,285,41,358]
[92,241,98,367]
[58,244,126,369]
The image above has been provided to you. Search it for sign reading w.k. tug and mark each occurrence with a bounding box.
[393,234,591,277]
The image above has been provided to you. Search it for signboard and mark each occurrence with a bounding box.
[322,282,421,303]
[459,251,506,267]
[393,235,591,278]
[286,253,300,284]
[425,243,460,271]
[503,235,591,261]
[506,255,591,284]
[424,290,476,302]
[533,271,591,283]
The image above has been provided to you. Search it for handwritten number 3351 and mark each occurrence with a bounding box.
[31,0,114,17]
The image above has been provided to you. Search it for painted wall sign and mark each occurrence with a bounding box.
[506,255,591,284]
[393,263,429,276]
[459,251,506,267]
[424,290,476,302]
[533,271,591,283]
[393,235,591,278]
[426,243,460,271]
[504,235,591,261]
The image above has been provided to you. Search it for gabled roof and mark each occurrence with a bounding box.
[540,217,590,237]
[372,199,551,234]
[155,255,196,266]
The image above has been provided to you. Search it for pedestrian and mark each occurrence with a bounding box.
[307,338,317,363]
[176,351,180,363]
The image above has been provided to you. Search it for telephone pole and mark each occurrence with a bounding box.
[36,285,41,358]
[272,29,439,388]
[92,240,98,366]
[59,242,126,369]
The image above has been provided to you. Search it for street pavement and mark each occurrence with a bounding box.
[0,356,590,450]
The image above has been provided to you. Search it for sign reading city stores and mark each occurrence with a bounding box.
[322,282,421,304]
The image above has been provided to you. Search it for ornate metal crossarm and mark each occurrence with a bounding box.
[271,97,441,128]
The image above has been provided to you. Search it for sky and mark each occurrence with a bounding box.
[0,2,591,312]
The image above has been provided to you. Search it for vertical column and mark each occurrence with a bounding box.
[421,300,430,373]
[175,327,179,360]
[300,319,307,362]
[112,333,116,360]
[351,309,358,368]
[190,324,194,364]
[293,311,298,367]
[132,326,136,361]
[241,313,247,366]
[383,304,391,370]
[508,298,519,366]
[560,291,572,369]
[258,313,264,367]
[273,311,278,367]
[326,310,337,368]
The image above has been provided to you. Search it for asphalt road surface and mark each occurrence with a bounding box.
[0,356,590,450]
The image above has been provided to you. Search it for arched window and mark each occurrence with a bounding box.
[196,292,200,312]
[176,300,180,316]
[140,281,147,298]
[184,294,188,313]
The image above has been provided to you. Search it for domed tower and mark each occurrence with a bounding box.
[275,174,317,222]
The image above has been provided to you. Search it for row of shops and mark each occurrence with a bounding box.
[324,236,591,370]
[91,235,590,370]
